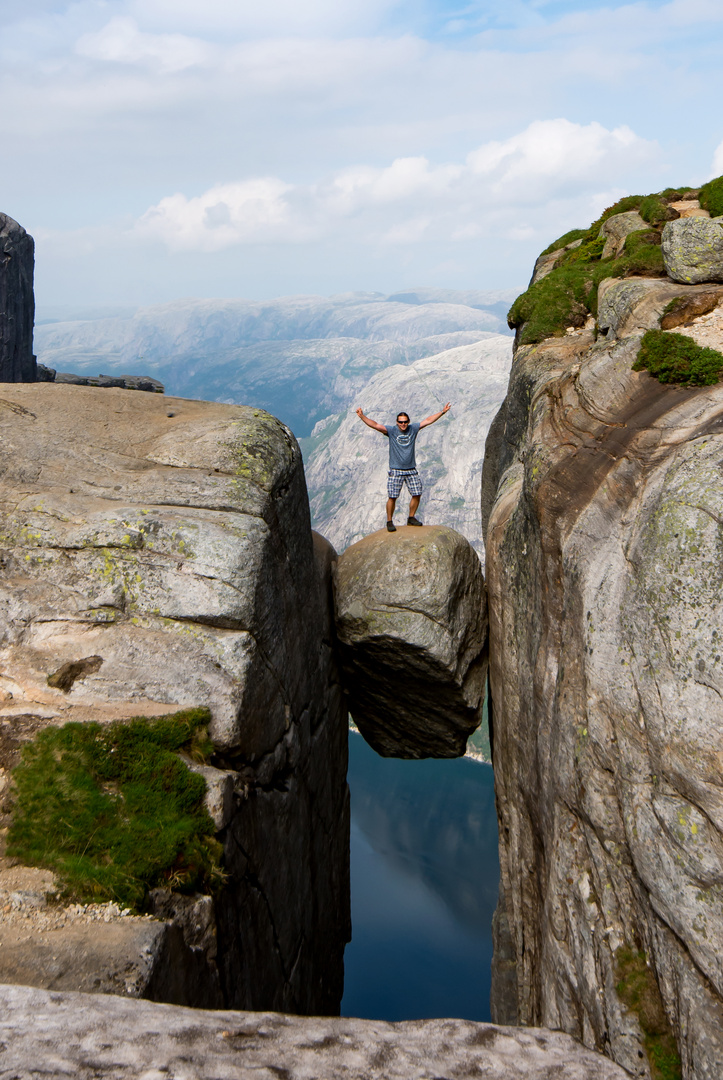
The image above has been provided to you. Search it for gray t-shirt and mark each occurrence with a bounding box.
[386,421,421,470]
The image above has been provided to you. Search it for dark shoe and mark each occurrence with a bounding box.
[386,521,396,532]
[407,516,423,526]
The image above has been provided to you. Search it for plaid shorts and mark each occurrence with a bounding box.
[387,469,423,499]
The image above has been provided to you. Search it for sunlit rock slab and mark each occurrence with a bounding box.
[0,384,350,1016]
[0,982,631,1080]
[334,524,487,758]
[0,384,314,755]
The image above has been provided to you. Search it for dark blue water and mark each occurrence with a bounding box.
[341,732,499,1021]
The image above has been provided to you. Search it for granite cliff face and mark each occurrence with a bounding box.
[484,194,723,1078]
[0,214,35,382]
[0,385,349,1013]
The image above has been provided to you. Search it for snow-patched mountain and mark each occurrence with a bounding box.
[302,336,513,556]
[34,291,514,437]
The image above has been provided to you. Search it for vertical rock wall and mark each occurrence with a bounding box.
[484,301,723,1077]
[0,386,349,1013]
[0,214,35,382]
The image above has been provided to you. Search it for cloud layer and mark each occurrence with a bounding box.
[135,119,658,253]
[1,1,723,305]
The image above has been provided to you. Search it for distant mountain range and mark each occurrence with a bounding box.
[35,289,516,554]
[34,290,515,439]
[301,336,512,555]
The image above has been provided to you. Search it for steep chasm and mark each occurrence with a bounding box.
[484,189,723,1078]
[0,214,36,382]
[0,385,349,1013]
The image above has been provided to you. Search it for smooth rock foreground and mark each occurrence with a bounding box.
[0,983,630,1080]
[0,384,349,1014]
[334,525,487,757]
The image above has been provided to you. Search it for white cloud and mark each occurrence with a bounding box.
[134,118,659,252]
[136,178,298,250]
[76,17,213,73]
[128,0,400,37]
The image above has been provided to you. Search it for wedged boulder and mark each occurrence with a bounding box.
[334,525,487,758]
[662,216,723,283]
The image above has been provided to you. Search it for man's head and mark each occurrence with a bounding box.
[396,412,410,430]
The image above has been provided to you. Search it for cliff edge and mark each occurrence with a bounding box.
[0,385,349,1014]
[484,183,723,1079]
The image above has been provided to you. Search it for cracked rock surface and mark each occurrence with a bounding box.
[484,274,723,1076]
[0,385,349,1014]
[334,524,487,757]
[0,982,631,1079]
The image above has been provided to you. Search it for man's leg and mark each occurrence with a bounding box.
[406,471,424,525]
[387,496,397,522]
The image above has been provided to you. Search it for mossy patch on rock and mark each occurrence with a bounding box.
[615,947,681,1080]
[507,232,665,346]
[699,174,723,218]
[639,194,679,226]
[7,709,222,911]
[632,329,723,386]
[508,191,691,346]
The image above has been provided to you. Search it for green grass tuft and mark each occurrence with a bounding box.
[508,231,665,346]
[660,186,695,201]
[616,947,681,1080]
[539,229,588,257]
[507,187,703,346]
[7,708,222,911]
[699,174,723,218]
[633,329,723,386]
[639,194,677,226]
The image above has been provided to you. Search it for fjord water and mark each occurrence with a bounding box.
[341,732,499,1021]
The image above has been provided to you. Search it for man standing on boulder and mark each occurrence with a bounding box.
[355,404,451,532]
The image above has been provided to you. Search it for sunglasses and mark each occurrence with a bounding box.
[397,419,409,425]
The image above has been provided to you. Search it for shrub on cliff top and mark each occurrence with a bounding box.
[539,228,587,257]
[699,174,723,217]
[508,230,665,346]
[639,194,678,226]
[633,329,723,386]
[507,192,679,346]
[7,708,222,911]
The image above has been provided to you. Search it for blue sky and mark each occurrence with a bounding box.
[1,0,722,307]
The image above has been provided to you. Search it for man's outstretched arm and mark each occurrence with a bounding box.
[356,407,388,434]
[419,402,451,428]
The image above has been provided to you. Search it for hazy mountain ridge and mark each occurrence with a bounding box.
[34,291,515,437]
[302,336,513,555]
